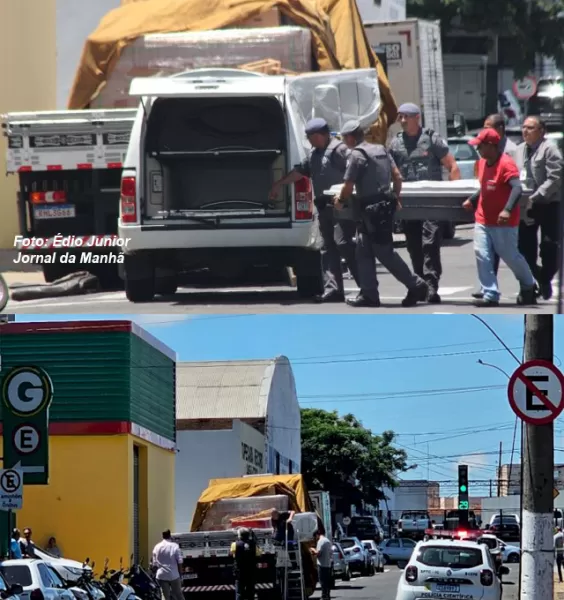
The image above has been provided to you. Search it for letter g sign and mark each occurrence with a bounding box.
[2,367,53,417]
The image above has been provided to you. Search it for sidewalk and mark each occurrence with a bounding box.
[0,249,44,286]
[555,572,564,600]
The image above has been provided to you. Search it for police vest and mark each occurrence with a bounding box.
[233,539,257,576]
[350,141,392,199]
[392,128,444,182]
[309,139,348,198]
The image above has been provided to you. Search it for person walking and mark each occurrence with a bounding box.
[334,120,428,308]
[514,116,563,300]
[270,118,359,302]
[388,103,461,304]
[462,128,536,307]
[472,114,520,300]
[230,528,259,600]
[555,526,564,583]
[310,531,332,600]
[151,530,184,600]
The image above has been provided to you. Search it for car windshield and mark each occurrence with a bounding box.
[417,546,483,568]
[0,565,32,587]
[492,516,517,523]
[477,538,497,550]
[340,539,356,549]
[448,141,478,161]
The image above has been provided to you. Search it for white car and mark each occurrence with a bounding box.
[361,540,385,572]
[118,67,381,302]
[0,559,75,600]
[395,539,508,600]
[0,570,27,600]
[31,548,91,584]
[500,541,520,563]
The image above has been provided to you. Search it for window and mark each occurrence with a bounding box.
[402,539,416,548]
[386,539,400,548]
[0,566,32,587]
[417,546,483,568]
[340,539,356,549]
[46,566,65,588]
[37,564,54,588]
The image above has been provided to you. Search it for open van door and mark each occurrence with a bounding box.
[286,69,381,144]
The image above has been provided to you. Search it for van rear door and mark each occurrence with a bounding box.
[129,72,289,225]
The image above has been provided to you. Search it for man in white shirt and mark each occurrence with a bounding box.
[310,531,333,600]
[152,529,184,600]
[555,527,564,583]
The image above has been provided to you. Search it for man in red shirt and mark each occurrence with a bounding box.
[462,128,536,307]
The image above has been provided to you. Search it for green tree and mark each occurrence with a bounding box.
[407,0,564,75]
[300,408,413,507]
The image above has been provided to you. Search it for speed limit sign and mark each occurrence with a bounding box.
[512,75,538,100]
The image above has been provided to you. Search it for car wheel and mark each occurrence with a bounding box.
[442,221,456,240]
[508,553,519,563]
[383,554,390,565]
[342,567,351,582]
[155,275,178,296]
[125,276,155,302]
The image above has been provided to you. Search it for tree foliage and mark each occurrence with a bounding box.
[406,0,564,76]
[300,408,413,507]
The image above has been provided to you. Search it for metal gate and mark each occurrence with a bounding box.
[133,445,140,563]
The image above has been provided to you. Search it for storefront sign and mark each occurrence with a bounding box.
[241,442,264,474]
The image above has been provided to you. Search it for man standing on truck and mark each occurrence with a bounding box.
[151,530,184,600]
[269,118,360,303]
[388,103,461,305]
[334,120,429,308]
[271,508,296,543]
[310,531,332,600]
[230,528,260,600]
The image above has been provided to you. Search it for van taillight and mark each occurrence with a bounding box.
[405,566,418,583]
[480,569,494,586]
[294,177,313,220]
[120,176,137,223]
[30,589,45,600]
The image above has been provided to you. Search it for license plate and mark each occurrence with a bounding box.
[184,574,198,579]
[436,585,460,593]
[33,204,76,220]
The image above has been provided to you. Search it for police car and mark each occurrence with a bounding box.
[394,538,508,600]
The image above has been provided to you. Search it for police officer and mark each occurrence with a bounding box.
[334,120,429,307]
[230,528,259,600]
[270,118,359,303]
[388,103,461,304]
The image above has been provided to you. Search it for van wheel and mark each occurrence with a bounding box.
[156,276,178,296]
[125,276,155,302]
[296,273,323,298]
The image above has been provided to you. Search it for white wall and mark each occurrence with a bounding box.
[265,359,301,475]
[56,0,120,108]
[356,0,406,23]
[174,420,266,532]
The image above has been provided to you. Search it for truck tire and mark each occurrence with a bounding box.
[125,277,155,302]
[156,276,178,296]
[342,567,351,581]
[294,250,323,298]
[124,254,155,302]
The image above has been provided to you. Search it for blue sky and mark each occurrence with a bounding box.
[15,314,564,499]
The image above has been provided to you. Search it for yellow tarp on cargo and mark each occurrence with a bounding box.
[67,0,397,142]
[191,474,314,532]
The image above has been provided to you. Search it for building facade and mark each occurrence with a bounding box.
[497,463,564,496]
[0,320,176,566]
[174,356,301,529]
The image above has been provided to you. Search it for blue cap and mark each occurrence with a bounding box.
[305,118,329,135]
[341,119,362,135]
[397,102,421,116]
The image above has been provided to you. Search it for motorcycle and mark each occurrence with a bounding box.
[126,558,161,600]
[64,559,105,600]
[98,558,141,600]
[0,274,8,312]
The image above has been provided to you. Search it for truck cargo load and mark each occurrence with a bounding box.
[67,0,397,143]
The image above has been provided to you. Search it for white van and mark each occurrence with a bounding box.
[118,68,381,302]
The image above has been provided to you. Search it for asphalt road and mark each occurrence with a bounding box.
[311,563,521,600]
[5,226,561,314]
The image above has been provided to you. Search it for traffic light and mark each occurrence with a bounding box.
[458,465,469,528]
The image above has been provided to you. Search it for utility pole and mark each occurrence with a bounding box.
[497,441,502,496]
[520,315,554,600]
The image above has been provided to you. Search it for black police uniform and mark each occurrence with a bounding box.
[341,123,427,307]
[388,127,450,301]
[233,537,258,600]
[295,119,359,298]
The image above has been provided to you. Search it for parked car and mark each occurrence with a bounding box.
[339,537,373,575]
[395,539,508,600]
[0,570,25,600]
[499,540,521,563]
[379,537,417,564]
[488,514,520,542]
[397,511,431,537]
[448,136,479,180]
[361,540,385,572]
[331,542,351,582]
[0,559,75,600]
[348,515,385,544]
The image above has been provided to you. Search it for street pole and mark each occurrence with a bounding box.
[520,315,554,600]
